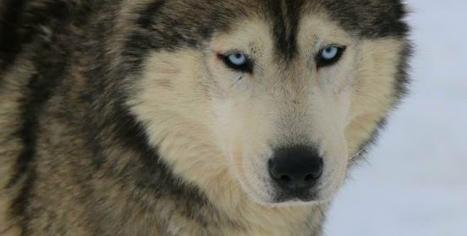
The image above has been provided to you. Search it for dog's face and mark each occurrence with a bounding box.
[128,0,409,205]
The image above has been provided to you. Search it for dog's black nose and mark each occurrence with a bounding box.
[268,145,323,194]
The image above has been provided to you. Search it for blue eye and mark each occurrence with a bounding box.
[220,52,253,73]
[228,53,247,66]
[316,45,346,68]
[321,47,339,60]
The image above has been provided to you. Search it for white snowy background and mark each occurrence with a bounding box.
[325,1,467,235]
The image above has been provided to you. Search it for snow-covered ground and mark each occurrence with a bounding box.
[325,1,467,235]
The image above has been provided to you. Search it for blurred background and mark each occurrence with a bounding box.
[325,1,467,235]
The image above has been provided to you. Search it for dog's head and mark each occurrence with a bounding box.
[125,0,410,205]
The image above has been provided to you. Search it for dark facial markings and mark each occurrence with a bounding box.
[266,0,304,62]
[320,0,409,38]
[128,0,408,72]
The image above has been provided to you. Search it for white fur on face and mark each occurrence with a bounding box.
[205,16,358,204]
[129,13,406,207]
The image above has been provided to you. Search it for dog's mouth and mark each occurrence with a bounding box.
[233,164,332,206]
[273,188,320,203]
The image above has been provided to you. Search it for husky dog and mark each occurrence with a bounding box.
[0,0,410,235]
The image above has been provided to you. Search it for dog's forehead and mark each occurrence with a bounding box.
[218,0,406,56]
[154,0,408,36]
[135,0,408,58]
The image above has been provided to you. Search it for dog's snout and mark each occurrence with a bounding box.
[268,145,323,195]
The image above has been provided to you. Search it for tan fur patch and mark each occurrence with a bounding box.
[346,39,406,155]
